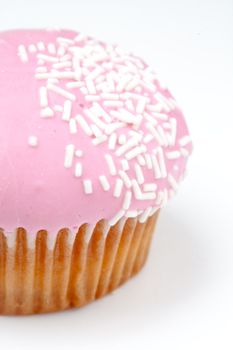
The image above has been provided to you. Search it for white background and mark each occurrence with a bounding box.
[0,0,232,349]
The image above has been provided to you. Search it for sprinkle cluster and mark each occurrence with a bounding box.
[18,32,192,225]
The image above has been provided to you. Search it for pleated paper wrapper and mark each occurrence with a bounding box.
[0,211,159,315]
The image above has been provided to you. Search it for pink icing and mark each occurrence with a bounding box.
[0,29,192,234]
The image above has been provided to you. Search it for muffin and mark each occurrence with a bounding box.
[0,29,192,315]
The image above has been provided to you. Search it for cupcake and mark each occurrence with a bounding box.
[0,29,192,315]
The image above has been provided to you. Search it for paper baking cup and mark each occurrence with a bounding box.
[0,211,159,315]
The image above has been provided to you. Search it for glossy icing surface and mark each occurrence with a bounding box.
[0,29,192,233]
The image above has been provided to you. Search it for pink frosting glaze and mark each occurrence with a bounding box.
[0,29,192,234]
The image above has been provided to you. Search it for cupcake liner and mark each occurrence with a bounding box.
[0,211,159,315]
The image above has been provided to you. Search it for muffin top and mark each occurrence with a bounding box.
[0,29,192,233]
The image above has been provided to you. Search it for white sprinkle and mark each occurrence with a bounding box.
[163,122,171,129]
[75,149,83,157]
[91,103,112,123]
[85,95,101,102]
[40,107,54,118]
[109,209,125,226]
[152,112,168,120]
[125,76,140,91]
[143,183,157,192]
[47,84,76,101]
[28,44,37,53]
[60,54,72,62]
[105,122,125,135]
[169,118,177,146]
[116,137,139,157]
[83,180,93,194]
[101,93,119,100]
[37,42,46,51]
[64,144,75,168]
[140,192,156,200]
[125,60,138,72]
[116,75,133,93]
[108,133,117,150]
[120,159,129,171]
[128,131,143,141]
[57,45,66,57]
[166,151,181,159]
[139,207,152,223]
[69,119,77,134]
[18,45,28,62]
[54,105,63,112]
[180,147,189,157]
[155,92,173,110]
[62,100,72,121]
[131,179,142,199]
[106,73,116,91]
[55,71,77,79]
[125,145,146,160]
[136,98,147,114]
[84,109,106,130]
[74,33,87,42]
[90,124,102,138]
[86,79,96,94]
[75,163,82,177]
[99,175,110,191]
[157,125,168,146]
[137,155,146,166]
[179,135,192,146]
[47,43,56,54]
[118,134,126,145]
[146,123,164,145]
[156,147,167,178]
[87,67,104,81]
[143,134,154,144]
[35,73,57,80]
[57,37,74,45]
[92,135,108,145]
[114,179,123,198]
[66,81,84,89]
[36,66,47,73]
[82,67,90,76]
[168,98,178,109]
[134,163,144,184]
[37,53,58,63]
[39,87,48,107]
[125,99,135,112]
[145,154,153,169]
[121,108,140,122]
[123,191,132,210]
[103,100,124,108]
[119,170,132,188]
[76,115,93,136]
[151,154,162,179]
[110,110,134,124]
[53,61,72,69]
[28,136,38,147]
[140,80,156,93]
[143,112,158,126]
[168,174,179,191]
[105,154,117,175]
[146,104,163,113]
[47,78,59,85]
[37,58,44,65]
[121,92,149,102]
